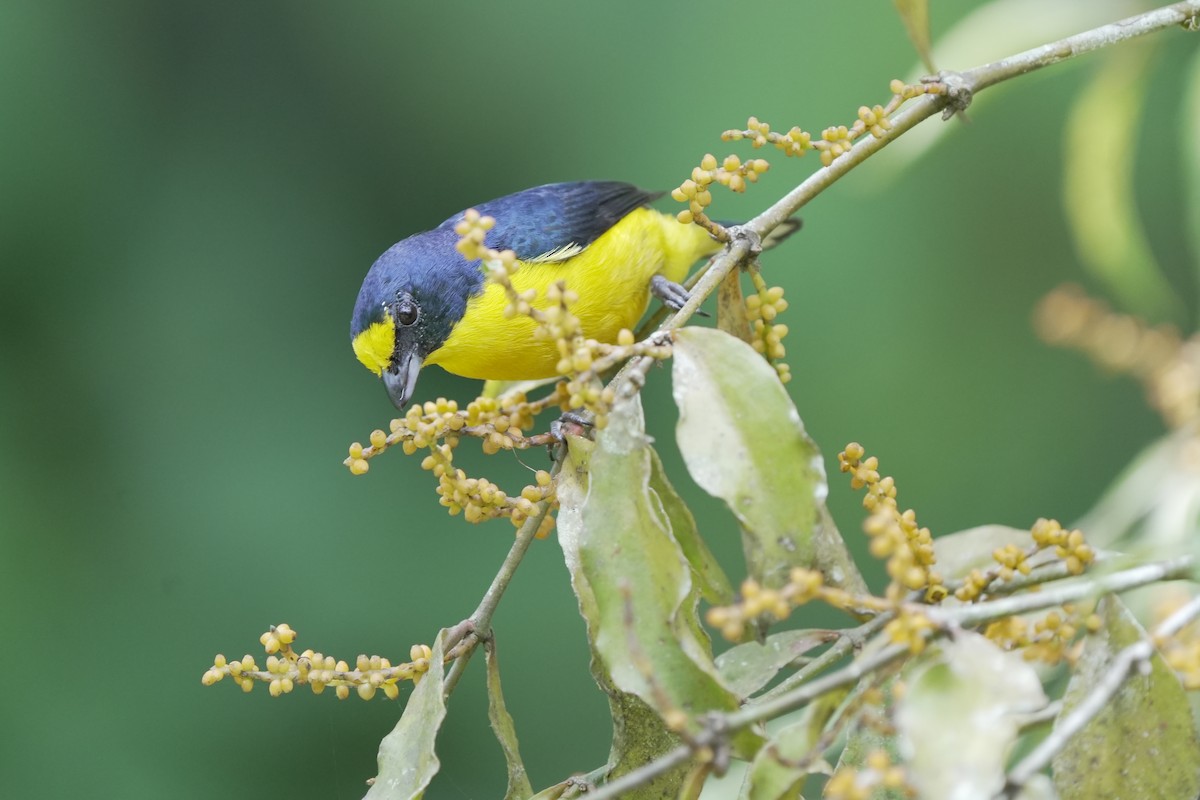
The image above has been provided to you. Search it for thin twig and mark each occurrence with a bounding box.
[756,614,891,703]
[577,2,1200,794]
[585,642,910,800]
[1154,594,1200,640]
[929,556,1195,629]
[587,555,1196,800]
[442,494,554,697]
[1000,592,1200,796]
[1002,639,1154,796]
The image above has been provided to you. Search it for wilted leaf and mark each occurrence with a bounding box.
[892,0,935,73]
[672,327,864,603]
[557,396,756,787]
[715,629,838,699]
[740,687,846,800]
[717,269,754,344]
[897,632,1046,800]
[364,632,448,800]
[648,446,733,605]
[485,639,533,800]
[1064,45,1180,322]
[1052,595,1200,800]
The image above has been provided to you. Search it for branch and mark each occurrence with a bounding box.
[929,556,1195,629]
[587,554,1196,800]
[646,0,1200,344]
[442,492,554,696]
[1001,592,1200,796]
[584,2,1200,793]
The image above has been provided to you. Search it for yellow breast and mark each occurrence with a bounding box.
[427,208,719,381]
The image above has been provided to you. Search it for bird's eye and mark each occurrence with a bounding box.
[395,300,419,327]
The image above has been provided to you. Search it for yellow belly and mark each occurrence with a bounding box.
[427,208,719,380]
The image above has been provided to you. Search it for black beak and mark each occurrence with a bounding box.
[382,346,421,410]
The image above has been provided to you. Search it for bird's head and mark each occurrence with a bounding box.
[350,230,477,409]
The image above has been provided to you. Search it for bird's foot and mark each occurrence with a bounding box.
[548,410,594,462]
[650,274,709,317]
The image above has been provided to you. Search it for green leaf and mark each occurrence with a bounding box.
[1052,595,1200,800]
[557,438,687,795]
[557,399,756,793]
[717,269,754,345]
[891,0,935,73]
[931,524,1032,580]
[1064,45,1180,323]
[485,639,533,800]
[836,679,905,800]
[1075,429,1200,552]
[364,631,448,800]
[740,688,845,800]
[671,327,865,601]
[715,629,838,699]
[648,446,734,605]
[897,632,1046,800]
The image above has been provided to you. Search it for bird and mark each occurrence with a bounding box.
[350,181,799,409]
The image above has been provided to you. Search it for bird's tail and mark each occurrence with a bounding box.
[762,218,802,250]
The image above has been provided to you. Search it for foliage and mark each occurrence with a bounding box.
[198,3,1200,798]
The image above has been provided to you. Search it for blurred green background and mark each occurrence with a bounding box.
[2,1,1193,798]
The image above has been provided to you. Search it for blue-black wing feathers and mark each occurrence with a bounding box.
[438,181,662,262]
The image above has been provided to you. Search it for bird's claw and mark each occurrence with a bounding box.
[548,410,595,462]
[650,274,709,317]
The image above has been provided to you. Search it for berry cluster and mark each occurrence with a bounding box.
[984,605,1101,666]
[825,748,912,800]
[671,152,770,240]
[675,79,946,239]
[955,519,1095,603]
[202,624,434,700]
[839,443,944,603]
[746,268,791,383]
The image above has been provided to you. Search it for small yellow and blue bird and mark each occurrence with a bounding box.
[350,181,798,408]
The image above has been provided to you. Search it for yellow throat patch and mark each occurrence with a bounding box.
[352,311,395,377]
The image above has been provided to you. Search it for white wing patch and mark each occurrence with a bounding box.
[525,242,587,264]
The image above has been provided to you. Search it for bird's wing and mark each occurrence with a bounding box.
[438,181,662,263]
